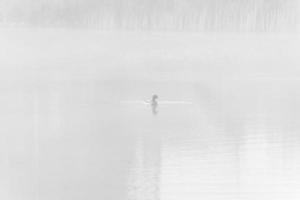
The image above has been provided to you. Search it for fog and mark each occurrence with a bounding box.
[0,28,300,199]
[0,1,300,199]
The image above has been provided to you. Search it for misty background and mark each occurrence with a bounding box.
[1,1,300,200]
[0,0,299,32]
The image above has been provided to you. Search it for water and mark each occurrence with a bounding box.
[1,77,300,200]
[0,29,299,199]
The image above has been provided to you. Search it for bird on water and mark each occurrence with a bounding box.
[151,94,158,115]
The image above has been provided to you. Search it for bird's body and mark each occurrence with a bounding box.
[151,95,158,106]
[151,95,158,115]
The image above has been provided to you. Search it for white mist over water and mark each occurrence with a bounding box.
[0,29,300,200]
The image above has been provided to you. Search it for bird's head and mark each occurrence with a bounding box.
[152,94,158,100]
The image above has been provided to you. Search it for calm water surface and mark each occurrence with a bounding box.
[0,78,300,200]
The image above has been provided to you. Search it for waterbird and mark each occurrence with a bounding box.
[151,94,158,106]
[151,94,158,115]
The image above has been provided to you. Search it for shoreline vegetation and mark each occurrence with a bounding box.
[0,0,298,32]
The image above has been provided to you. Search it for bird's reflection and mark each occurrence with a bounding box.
[128,129,162,200]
